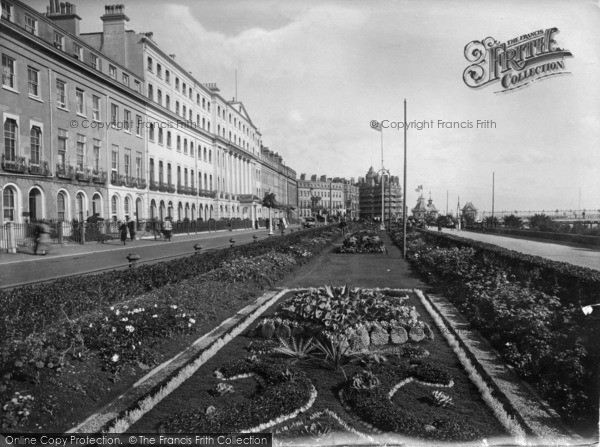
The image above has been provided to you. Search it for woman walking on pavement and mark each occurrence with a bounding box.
[162,217,173,241]
[120,219,129,245]
[127,216,136,241]
[33,220,52,255]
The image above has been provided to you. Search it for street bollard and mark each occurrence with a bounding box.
[194,243,203,255]
[126,253,141,268]
[253,235,258,243]
[5,222,16,254]
[229,238,236,248]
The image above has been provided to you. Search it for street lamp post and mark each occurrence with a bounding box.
[376,168,390,230]
[402,99,407,258]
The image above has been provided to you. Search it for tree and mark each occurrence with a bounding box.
[502,214,523,229]
[462,213,475,226]
[483,216,500,227]
[262,192,279,210]
[424,213,437,226]
[529,213,556,232]
[262,192,278,235]
[310,195,321,216]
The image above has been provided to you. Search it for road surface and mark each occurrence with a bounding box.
[0,228,295,289]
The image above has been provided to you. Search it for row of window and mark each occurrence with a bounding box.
[3,52,253,155]
[299,199,345,206]
[148,158,213,191]
[110,145,143,179]
[2,2,142,93]
[0,184,244,223]
[4,116,252,187]
[3,116,103,171]
[146,57,256,151]
[147,56,202,103]
[299,189,345,198]
[147,125,213,163]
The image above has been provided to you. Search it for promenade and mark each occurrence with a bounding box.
[439,228,600,271]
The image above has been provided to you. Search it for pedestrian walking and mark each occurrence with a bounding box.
[120,220,129,245]
[33,220,52,255]
[162,218,173,241]
[127,216,136,241]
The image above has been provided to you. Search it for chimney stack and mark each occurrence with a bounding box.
[100,4,130,67]
[46,0,81,35]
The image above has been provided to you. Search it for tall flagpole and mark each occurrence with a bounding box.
[492,171,495,224]
[380,127,385,229]
[402,99,407,258]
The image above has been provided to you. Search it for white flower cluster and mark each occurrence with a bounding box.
[106,289,289,434]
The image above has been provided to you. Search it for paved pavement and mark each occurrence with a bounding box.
[437,228,600,271]
[0,226,301,289]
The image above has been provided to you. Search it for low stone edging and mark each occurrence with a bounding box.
[67,289,289,434]
[415,289,579,446]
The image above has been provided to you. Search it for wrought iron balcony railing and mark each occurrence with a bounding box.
[2,155,28,174]
[56,163,75,179]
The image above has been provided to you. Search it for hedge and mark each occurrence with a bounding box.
[389,229,599,428]
[0,226,335,342]
[415,229,600,307]
[465,227,600,247]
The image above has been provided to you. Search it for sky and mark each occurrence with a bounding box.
[26,0,600,214]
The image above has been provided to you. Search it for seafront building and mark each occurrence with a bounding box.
[297,174,359,220]
[357,167,403,221]
[1,0,297,225]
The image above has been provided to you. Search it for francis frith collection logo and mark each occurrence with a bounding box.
[463,27,572,93]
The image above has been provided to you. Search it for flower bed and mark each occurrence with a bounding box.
[389,229,599,434]
[0,228,336,432]
[0,227,333,343]
[128,288,510,443]
[338,230,386,254]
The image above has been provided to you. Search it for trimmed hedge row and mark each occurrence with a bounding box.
[0,226,335,342]
[415,229,600,307]
[390,229,599,428]
[465,227,600,247]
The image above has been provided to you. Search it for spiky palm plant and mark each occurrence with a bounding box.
[312,336,354,378]
[272,335,316,363]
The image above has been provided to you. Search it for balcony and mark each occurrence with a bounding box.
[136,178,147,190]
[92,169,107,184]
[125,176,137,188]
[56,163,75,180]
[177,185,192,195]
[158,181,168,192]
[199,189,217,198]
[2,155,28,174]
[110,171,126,186]
[167,184,176,194]
[76,168,91,182]
[149,180,159,191]
[190,187,198,196]
[29,160,52,177]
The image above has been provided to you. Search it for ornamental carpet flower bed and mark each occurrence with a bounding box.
[338,230,387,254]
[389,228,599,438]
[127,287,512,444]
[0,228,336,433]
